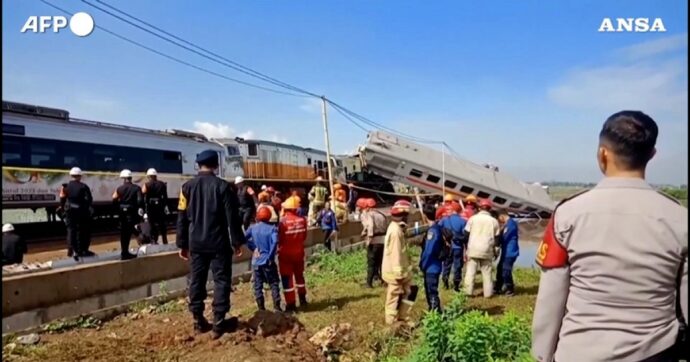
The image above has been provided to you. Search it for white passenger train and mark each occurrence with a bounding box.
[2,101,244,213]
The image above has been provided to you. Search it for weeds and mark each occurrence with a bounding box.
[42,316,101,333]
[307,248,367,284]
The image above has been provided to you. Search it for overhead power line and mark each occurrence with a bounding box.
[38,0,306,97]
[82,0,320,98]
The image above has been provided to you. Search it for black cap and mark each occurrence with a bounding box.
[196,150,219,167]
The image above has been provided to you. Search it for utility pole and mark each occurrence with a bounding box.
[321,96,338,246]
[441,143,446,197]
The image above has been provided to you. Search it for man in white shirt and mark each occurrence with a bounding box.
[463,198,501,298]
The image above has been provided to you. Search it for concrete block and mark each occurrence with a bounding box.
[101,285,150,308]
[43,295,102,324]
[2,310,43,334]
[138,244,177,255]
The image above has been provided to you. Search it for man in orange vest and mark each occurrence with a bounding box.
[278,196,309,312]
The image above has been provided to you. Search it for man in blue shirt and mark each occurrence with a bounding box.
[245,207,282,311]
[317,202,338,251]
[439,211,467,291]
[495,210,519,296]
[420,204,452,312]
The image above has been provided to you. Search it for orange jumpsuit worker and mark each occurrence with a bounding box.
[278,196,309,312]
[436,193,462,220]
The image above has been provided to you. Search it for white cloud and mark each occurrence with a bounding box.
[616,33,688,61]
[192,121,254,140]
[547,41,688,118]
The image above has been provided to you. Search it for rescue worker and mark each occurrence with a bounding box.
[463,195,478,217]
[317,202,338,251]
[359,198,387,288]
[494,210,519,296]
[177,150,246,339]
[142,168,169,244]
[382,200,418,325]
[462,198,500,298]
[347,182,359,214]
[257,192,279,224]
[333,183,348,223]
[235,176,257,231]
[245,207,282,312]
[307,176,328,226]
[270,188,282,217]
[532,111,688,362]
[278,196,309,312]
[419,204,452,312]
[112,169,143,260]
[2,224,26,266]
[257,186,271,204]
[435,193,462,220]
[134,214,154,246]
[439,202,468,291]
[59,167,94,259]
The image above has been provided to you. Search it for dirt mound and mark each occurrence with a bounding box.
[244,310,303,337]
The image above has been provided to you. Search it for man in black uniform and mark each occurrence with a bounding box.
[59,167,94,260]
[234,176,257,231]
[143,168,169,244]
[112,169,143,260]
[2,224,27,266]
[177,150,246,339]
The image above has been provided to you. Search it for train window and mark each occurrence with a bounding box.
[444,180,457,189]
[30,142,57,167]
[248,143,258,156]
[409,169,423,178]
[2,124,25,136]
[2,138,24,166]
[525,206,538,212]
[493,196,507,205]
[426,174,440,183]
[459,186,474,194]
[509,202,523,209]
[226,146,239,156]
[317,160,324,170]
[477,191,490,199]
[307,158,312,165]
[93,146,118,171]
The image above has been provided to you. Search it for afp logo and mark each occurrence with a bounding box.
[598,18,666,33]
[21,12,95,37]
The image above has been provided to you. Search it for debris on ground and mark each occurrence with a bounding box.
[245,310,303,337]
[309,323,354,354]
[16,333,40,345]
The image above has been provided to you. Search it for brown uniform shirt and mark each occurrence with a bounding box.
[532,177,688,362]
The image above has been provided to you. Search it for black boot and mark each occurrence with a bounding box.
[193,315,211,334]
[299,294,308,307]
[442,279,450,290]
[256,298,266,311]
[453,282,460,292]
[211,315,238,340]
[121,252,137,261]
[285,304,297,313]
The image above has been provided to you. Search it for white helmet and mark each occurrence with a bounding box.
[120,169,133,178]
[143,213,148,220]
[235,176,244,184]
[146,168,158,176]
[2,224,14,232]
[69,167,83,176]
[261,185,267,191]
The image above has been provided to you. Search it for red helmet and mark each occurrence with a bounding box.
[479,198,493,209]
[391,200,411,216]
[256,206,273,222]
[267,186,275,193]
[365,198,377,209]
[355,198,367,209]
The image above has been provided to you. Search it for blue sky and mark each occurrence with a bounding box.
[3,0,688,185]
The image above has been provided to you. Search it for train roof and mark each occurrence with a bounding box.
[216,137,329,155]
[2,100,215,144]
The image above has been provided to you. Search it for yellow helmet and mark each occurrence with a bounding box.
[315,176,323,181]
[465,195,477,203]
[444,193,455,202]
[282,196,300,210]
[334,183,342,190]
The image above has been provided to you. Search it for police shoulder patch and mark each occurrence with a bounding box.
[426,229,435,240]
[535,216,568,269]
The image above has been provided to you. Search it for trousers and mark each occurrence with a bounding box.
[188,251,233,321]
[442,247,464,285]
[464,257,494,297]
[253,262,282,310]
[307,202,324,226]
[279,253,306,306]
[495,254,517,293]
[323,229,335,251]
[148,208,168,244]
[423,272,441,312]
[239,208,255,231]
[119,212,137,256]
[366,243,384,286]
[65,209,90,254]
[384,277,415,324]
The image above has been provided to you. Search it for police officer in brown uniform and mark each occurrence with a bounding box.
[532,111,687,362]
